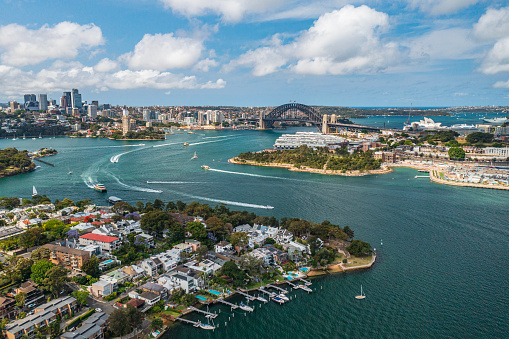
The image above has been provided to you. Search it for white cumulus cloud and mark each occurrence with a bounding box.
[475,7,509,75]
[228,5,400,76]
[94,58,120,73]
[159,0,284,22]
[0,22,104,66]
[121,33,204,71]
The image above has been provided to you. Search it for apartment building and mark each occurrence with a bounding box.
[42,244,91,271]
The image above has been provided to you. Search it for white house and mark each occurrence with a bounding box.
[214,241,233,253]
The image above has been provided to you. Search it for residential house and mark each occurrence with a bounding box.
[135,233,154,248]
[42,244,91,272]
[250,248,275,266]
[214,241,232,253]
[274,229,293,244]
[141,282,168,300]
[167,273,196,293]
[140,259,157,277]
[233,224,252,233]
[173,243,192,254]
[0,297,17,320]
[14,282,45,309]
[79,234,121,253]
[265,245,288,264]
[184,259,222,275]
[89,281,113,298]
[138,291,159,306]
[122,265,145,281]
[184,239,201,252]
[100,269,129,289]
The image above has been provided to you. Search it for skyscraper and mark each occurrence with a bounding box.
[24,94,36,104]
[88,105,97,118]
[38,94,48,111]
[71,89,82,109]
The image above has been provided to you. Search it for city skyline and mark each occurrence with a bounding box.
[1,1,509,107]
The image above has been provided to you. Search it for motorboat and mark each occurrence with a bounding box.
[239,302,253,312]
[299,285,312,293]
[184,142,189,146]
[94,184,107,192]
[201,165,210,170]
[277,293,289,302]
[272,296,285,304]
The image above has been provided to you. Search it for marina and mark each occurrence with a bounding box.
[188,306,218,319]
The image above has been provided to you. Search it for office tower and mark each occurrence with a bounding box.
[60,96,67,109]
[24,94,36,104]
[38,94,48,111]
[91,100,98,107]
[71,89,82,109]
[88,105,97,118]
[63,92,71,108]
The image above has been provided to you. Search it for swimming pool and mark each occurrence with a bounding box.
[102,260,114,264]
[195,295,208,301]
[208,289,221,296]
[300,268,309,272]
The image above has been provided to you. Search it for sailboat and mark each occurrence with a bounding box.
[12,134,17,140]
[355,285,366,300]
[32,186,38,198]
[23,133,26,140]
[38,133,42,139]
[68,168,73,174]
[191,151,198,159]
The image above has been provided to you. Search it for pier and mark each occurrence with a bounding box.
[297,278,312,286]
[266,284,288,294]
[236,290,256,301]
[34,158,55,167]
[285,281,299,289]
[188,306,218,319]
[414,175,430,178]
[176,317,201,327]
[216,299,238,309]
[258,288,276,297]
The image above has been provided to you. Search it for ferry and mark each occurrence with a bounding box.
[94,184,107,192]
[201,165,210,170]
[482,116,509,125]
[184,142,189,146]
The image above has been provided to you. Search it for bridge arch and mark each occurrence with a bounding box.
[262,103,322,129]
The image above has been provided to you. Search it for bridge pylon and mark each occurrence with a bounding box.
[322,114,330,134]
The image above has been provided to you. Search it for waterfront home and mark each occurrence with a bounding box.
[274,229,293,244]
[141,282,168,300]
[89,280,113,298]
[184,259,222,275]
[150,253,178,272]
[265,245,289,264]
[0,297,17,319]
[138,291,160,306]
[214,241,233,253]
[250,248,275,266]
[167,273,196,293]
[79,233,121,253]
[17,218,42,229]
[156,276,178,293]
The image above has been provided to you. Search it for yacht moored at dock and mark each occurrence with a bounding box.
[272,296,285,304]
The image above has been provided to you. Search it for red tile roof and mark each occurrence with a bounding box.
[79,233,119,243]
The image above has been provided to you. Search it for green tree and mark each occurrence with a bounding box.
[206,216,226,237]
[18,227,45,248]
[230,232,249,255]
[31,247,51,261]
[220,261,248,287]
[448,147,465,160]
[151,318,163,331]
[30,260,55,285]
[71,290,89,308]
[343,226,354,240]
[141,211,176,237]
[466,132,493,144]
[40,266,69,297]
[186,221,207,240]
[346,240,372,257]
[265,237,276,244]
[49,319,61,339]
[15,292,26,309]
[81,256,100,278]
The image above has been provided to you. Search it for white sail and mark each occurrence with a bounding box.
[32,186,37,196]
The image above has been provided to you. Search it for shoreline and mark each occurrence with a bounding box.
[429,168,509,191]
[228,157,392,177]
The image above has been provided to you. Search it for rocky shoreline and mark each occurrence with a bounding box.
[229,157,393,177]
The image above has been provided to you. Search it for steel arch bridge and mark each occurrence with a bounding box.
[261,103,322,129]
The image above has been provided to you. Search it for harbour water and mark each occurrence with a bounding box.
[0,127,508,338]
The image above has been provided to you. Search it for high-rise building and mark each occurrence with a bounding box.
[24,94,36,104]
[88,105,97,118]
[91,100,98,107]
[71,89,82,109]
[9,101,20,111]
[38,94,48,111]
[122,115,132,135]
[63,92,71,108]
[60,96,67,109]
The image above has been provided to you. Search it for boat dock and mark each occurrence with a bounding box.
[216,299,238,309]
[34,158,55,167]
[176,317,201,327]
[414,175,430,178]
[236,290,256,301]
[297,278,312,286]
[258,288,276,297]
[266,284,288,294]
[188,306,218,319]
[285,281,299,289]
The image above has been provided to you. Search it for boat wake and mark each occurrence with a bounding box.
[147,181,202,184]
[188,137,236,146]
[152,141,184,148]
[108,173,162,193]
[207,168,288,180]
[203,136,231,139]
[110,147,146,163]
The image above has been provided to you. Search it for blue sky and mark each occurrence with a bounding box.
[1,0,509,107]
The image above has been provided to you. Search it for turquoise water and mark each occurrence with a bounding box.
[195,295,208,301]
[0,128,508,338]
[208,290,221,296]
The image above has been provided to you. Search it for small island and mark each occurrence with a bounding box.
[230,145,391,176]
[0,147,36,178]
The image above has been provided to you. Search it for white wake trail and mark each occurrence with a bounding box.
[152,141,184,148]
[207,168,288,180]
[188,137,236,146]
[184,194,274,210]
[107,173,163,193]
[203,136,231,139]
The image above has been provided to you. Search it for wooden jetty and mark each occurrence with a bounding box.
[297,277,312,286]
[216,299,238,309]
[34,158,55,167]
[188,306,218,319]
[266,284,288,294]
[236,290,256,301]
